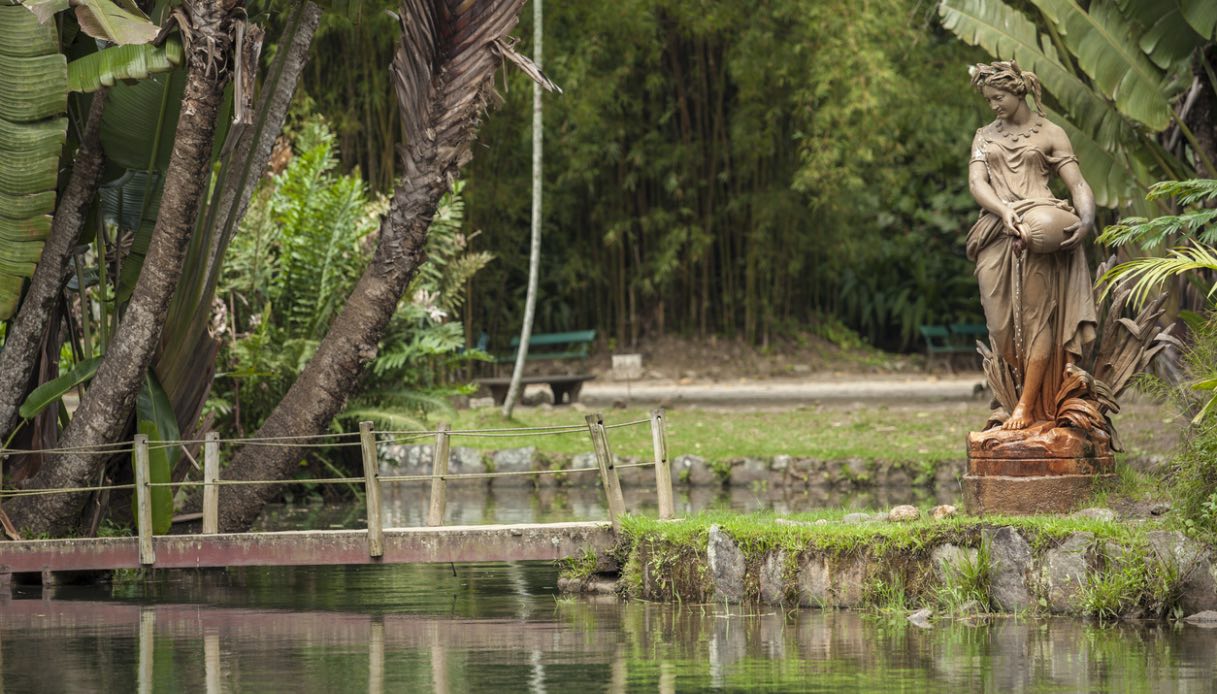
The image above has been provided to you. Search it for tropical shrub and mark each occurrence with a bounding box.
[212,116,490,434]
[1098,179,1217,537]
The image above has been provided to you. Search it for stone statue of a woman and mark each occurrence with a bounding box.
[966,60,1097,430]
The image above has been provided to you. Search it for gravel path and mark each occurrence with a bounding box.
[578,374,986,406]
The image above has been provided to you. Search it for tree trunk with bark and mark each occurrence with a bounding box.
[216,0,552,532]
[0,90,108,445]
[502,0,544,417]
[7,0,243,537]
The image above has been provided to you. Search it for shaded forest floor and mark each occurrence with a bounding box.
[579,333,923,382]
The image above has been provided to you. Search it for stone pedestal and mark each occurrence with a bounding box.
[963,423,1113,515]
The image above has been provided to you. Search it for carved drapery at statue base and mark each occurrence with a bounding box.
[961,266,1177,516]
[963,422,1114,515]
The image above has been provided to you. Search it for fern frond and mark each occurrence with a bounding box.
[1101,245,1217,308]
[1098,209,1217,250]
[1145,179,1217,206]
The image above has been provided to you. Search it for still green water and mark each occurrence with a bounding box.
[4,561,1216,693]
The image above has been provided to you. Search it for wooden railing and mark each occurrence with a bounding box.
[4,409,675,565]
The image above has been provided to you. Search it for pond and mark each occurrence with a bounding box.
[5,561,1216,692]
[251,482,959,530]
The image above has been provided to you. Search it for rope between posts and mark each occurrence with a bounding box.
[149,478,364,488]
[0,415,664,499]
[0,417,656,458]
[612,461,654,469]
[0,459,659,498]
[379,423,587,435]
[0,483,136,498]
[380,466,605,483]
[0,444,137,456]
[603,418,651,429]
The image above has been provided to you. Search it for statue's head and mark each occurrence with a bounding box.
[969,60,1043,115]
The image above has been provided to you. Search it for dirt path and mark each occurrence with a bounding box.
[578,373,987,406]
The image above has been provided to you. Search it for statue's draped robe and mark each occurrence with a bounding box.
[967,124,1097,421]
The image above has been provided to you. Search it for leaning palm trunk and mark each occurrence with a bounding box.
[0,90,108,445]
[216,0,553,532]
[7,0,244,537]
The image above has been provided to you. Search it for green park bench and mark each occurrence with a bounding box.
[919,323,986,372]
[476,330,597,405]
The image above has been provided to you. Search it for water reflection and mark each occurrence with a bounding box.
[3,563,1216,692]
[255,483,962,530]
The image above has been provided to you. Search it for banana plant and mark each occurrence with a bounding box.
[938,0,1215,208]
[0,0,180,319]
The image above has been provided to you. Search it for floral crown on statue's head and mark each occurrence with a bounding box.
[969,60,1044,114]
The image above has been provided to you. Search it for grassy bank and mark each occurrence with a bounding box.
[444,399,1179,466]
[617,509,1152,557]
[559,509,1208,619]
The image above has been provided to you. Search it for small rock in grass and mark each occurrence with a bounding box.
[888,505,920,522]
[956,599,984,617]
[774,518,814,528]
[1184,610,1217,627]
[931,504,957,520]
[814,519,830,526]
[1071,507,1116,522]
[843,512,881,524]
[907,608,933,628]
[1149,502,1171,516]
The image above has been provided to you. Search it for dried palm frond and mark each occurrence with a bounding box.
[1089,255,1179,401]
[978,338,1018,415]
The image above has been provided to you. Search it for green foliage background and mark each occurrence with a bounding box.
[287,0,991,351]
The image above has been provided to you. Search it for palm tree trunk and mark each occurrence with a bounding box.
[502,0,544,418]
[215,0,548,532]
[7,0,242,537]
[0,90,108,444]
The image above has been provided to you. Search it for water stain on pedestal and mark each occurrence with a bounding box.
[963,423,1114,515]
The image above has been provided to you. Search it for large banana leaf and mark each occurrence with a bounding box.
[1052,111,1152,211]
[1114,0,1206,71]
[21,0,159,45]
[1030,0,1175,130]
[938,0,1136,152]
[0,3,65,318]
[67,36,184,93]
[17,356,101,419]
[130,373,179,534]
[1178,0,1217,39]
[98,169,162,302]
[100,66,186,172]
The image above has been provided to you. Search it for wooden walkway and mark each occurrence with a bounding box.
[0,521,614,582]
[2,412,673,588]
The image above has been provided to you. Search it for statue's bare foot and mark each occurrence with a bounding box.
[1002,405,1032,430]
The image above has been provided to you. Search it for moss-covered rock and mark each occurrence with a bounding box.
[559,511,1217,620]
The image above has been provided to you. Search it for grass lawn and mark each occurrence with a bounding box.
[442,398,1180,465]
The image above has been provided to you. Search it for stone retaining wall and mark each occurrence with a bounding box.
[561,523,1217,620]
[379,443,963,488]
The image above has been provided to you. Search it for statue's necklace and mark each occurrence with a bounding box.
[994,118,1043,142]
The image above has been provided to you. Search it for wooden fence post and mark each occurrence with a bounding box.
[202,432,220,534]
[359,421,384,557]
[586,413,626,531]
[650,408,674,520]
[133,434,155,565]
[428,423,451,527]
